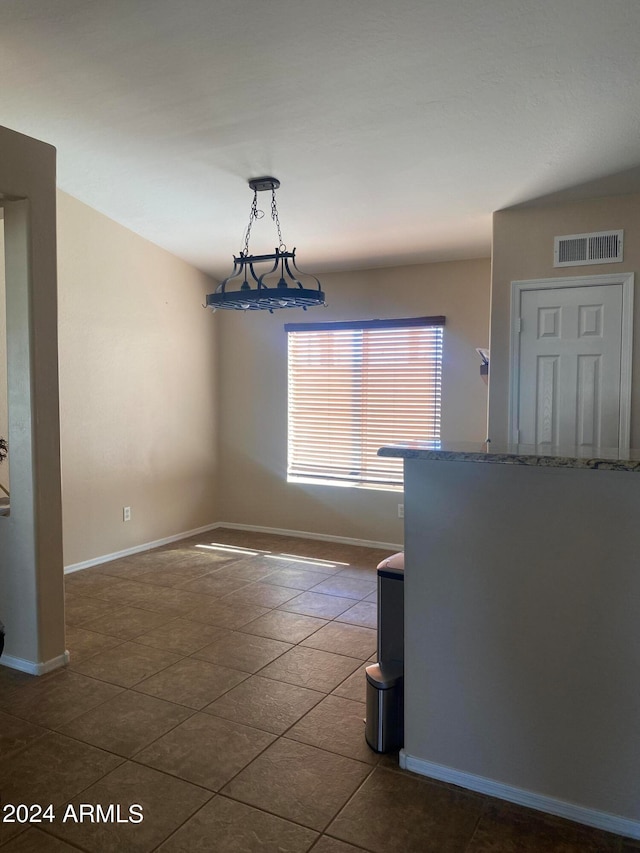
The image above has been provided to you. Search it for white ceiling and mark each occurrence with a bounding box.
[1,0,640,278]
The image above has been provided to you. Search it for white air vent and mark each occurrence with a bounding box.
[554,230,623,267]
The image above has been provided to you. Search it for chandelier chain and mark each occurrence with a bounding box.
[243,186,286,255]
[242,189,259,256]
[271,188,286,251]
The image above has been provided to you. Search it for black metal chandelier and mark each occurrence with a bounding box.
[206,177,326,313]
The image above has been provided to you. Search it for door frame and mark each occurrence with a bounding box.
[508,272,634,451]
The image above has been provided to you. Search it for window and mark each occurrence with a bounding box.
[285,316,444,489]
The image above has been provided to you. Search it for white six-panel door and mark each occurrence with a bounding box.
[510,274,634,452]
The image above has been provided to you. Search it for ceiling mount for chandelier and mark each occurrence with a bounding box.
[206,177,326,313]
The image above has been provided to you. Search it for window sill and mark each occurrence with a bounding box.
[287,475,403,494]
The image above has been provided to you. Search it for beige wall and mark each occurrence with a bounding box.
[217,258,490,545]
[489,193,640,444]
[57,191,219,566]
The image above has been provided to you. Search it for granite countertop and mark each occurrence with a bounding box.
[378,442,640,473]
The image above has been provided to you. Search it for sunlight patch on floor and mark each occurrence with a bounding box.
[195,544,264,556]
[279,552,350,567]
[264,554,344,569]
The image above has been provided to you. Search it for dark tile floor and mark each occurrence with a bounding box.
[0,528,637,851]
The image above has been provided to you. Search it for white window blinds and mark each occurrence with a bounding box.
[286,317,444,488]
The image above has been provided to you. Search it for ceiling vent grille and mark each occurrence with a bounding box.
[554,230,624,267]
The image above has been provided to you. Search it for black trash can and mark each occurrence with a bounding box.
[364,564,405,753]
[0,620,4,657]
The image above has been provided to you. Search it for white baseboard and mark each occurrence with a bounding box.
[213,521,402,552]
[2,650,70,676]
[63,521,401,576]
[64,522,221,574]
[399,751,640,841]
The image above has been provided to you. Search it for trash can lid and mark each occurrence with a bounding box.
[377,552,404,570]
[377,566,404,581]
[366,661,403,689]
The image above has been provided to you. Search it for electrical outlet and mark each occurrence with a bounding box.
[123,506,131,522]
[398,503,404,518]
